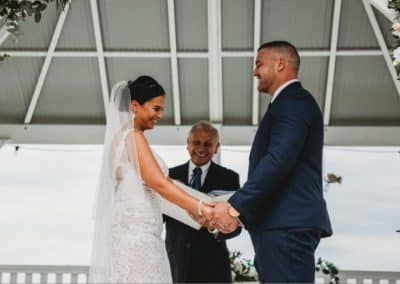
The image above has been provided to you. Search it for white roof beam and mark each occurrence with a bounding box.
[24,2,70,124]
[363,0,400,97]
[1,124,399,146]
[167,0,181,125]
[208,0,223,123]
[324,0,342,126]
[0,25,10,46]
[90,0,110,119]
[1,49,385,58]
[252,0,262,125]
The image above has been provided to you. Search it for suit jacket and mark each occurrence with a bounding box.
[229,82,332,236]
[165,161,240,283]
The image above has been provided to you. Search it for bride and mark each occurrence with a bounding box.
[89,75,213,283]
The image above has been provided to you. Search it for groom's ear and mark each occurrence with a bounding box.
[277,57,285,72]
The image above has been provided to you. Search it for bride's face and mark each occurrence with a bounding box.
[132,95,165,131]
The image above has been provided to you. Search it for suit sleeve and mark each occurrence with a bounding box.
[229,99,312,227]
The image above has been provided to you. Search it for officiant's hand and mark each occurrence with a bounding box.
[210,201,239,233]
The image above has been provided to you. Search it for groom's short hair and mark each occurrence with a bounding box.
[258,41,300,73]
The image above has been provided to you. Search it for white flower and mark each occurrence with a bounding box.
[232,260,243,273]
[393,21,400,32]
[393,47,400,67]
[247,266,258,279]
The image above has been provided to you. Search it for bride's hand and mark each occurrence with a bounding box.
[202,202,215,224]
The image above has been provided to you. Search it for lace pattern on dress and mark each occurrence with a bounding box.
[109,129,172,283]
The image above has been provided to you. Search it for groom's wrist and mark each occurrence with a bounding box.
[227,203,240,218]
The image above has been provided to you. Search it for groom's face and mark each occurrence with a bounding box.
[253,48,278,94]
[187,129,220,167]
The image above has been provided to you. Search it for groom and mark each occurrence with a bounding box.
[211,41,332,283]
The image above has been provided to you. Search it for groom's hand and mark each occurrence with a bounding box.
[211,202,239,233]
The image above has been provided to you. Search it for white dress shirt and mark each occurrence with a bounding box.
[270,79,299,104]
[188,160,211,187]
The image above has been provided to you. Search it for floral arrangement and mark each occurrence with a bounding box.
[388,0,400,74]
[315,257,339,284]
[230,250,339,283]
[0,0,69,62]
[0,0,69,34]
[229,250,258,282]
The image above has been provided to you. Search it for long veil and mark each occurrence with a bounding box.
[88,81,134,283]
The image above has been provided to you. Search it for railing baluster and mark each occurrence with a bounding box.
[25,272,33,284]
[55,273,63,284]
[40,272,48,284]
[71,273,78,284]
[10,272,17,284]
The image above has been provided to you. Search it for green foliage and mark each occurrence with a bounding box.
[0,52,10,61]
[388,0,400,13]
[316,257,340,284]
[0,0,69,36]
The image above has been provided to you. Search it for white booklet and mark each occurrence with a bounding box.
[159,179,234,230]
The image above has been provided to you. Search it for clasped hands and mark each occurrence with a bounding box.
[191,201,240,233]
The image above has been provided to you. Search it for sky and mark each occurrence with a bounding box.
[0,144,399,272]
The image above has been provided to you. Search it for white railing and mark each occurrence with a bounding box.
[0,265,399,284]
[0,266,88,284]
[316,270,400,284]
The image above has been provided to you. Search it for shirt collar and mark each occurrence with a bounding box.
[188,160,211,186]
[189,160,211,175]
[270,79,299,104]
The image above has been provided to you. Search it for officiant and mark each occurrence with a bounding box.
[165,121,241,283]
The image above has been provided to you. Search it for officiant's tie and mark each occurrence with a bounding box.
[191,167,202,190]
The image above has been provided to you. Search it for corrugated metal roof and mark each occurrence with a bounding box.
[0,0,399,145]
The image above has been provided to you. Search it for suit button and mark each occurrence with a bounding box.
[185,243,191,249]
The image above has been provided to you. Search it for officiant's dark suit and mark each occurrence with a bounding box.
[165,122,241,283]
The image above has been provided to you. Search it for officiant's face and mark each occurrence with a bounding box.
[132,95,165,130]
[187,129,219,167]
[253,48,279,94]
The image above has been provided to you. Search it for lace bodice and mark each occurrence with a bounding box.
[109,129,172,283]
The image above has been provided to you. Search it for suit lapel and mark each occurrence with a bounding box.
[176,162,190,185]
[202,161,217,193]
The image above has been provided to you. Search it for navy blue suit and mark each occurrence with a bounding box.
[229,81,332,283]
[166,161,240,283]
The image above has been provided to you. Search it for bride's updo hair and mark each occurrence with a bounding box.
[127,75,165,104]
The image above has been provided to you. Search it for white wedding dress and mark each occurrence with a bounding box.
[109,128,173,283]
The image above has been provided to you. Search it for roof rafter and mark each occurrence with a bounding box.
[90,0,110,119]
[207,0,223,123]
[167,0,181,125]
[24,2,70,124]
[1,124,400,146]
[0,49,385,58]
[251,0,261,125]
[323,0,342,126]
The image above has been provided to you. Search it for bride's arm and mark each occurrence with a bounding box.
[128,131,211,218]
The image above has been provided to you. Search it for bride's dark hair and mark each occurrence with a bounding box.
[127,75,165,104]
